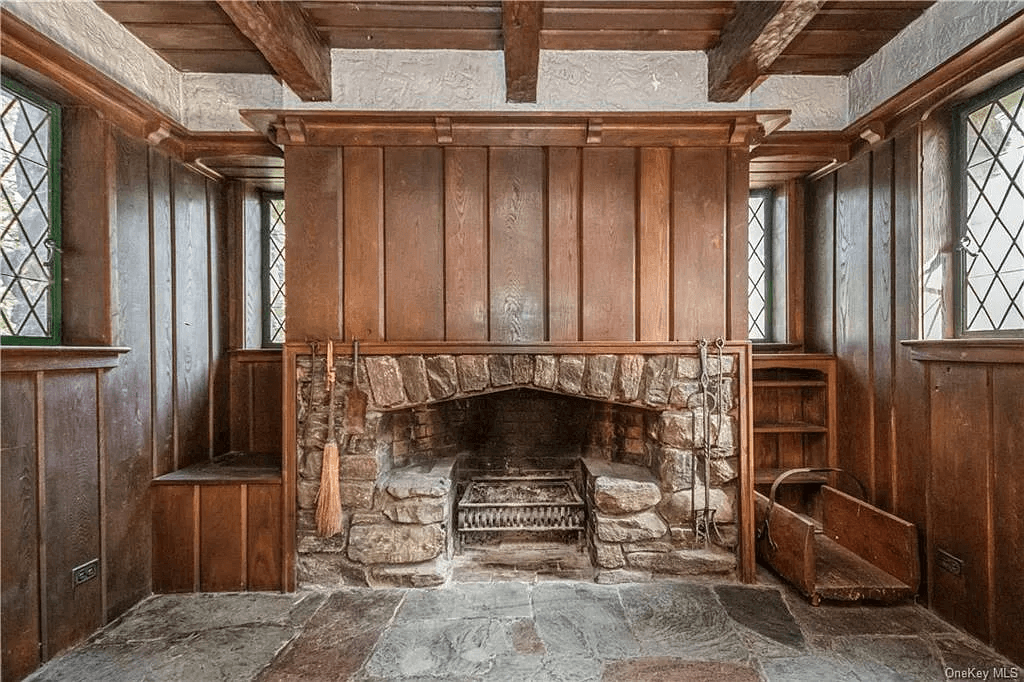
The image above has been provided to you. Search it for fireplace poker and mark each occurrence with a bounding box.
[316,339,343,537]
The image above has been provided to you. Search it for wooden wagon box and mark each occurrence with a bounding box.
[755,485,920,605]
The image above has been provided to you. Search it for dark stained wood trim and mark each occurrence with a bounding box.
[281,344,298,591]
[707,0,826,102]
[95,370,108,622]
[244,110,786,149]
[215,1,332,101]
[34,371,47,662]
[738,346,756,583]
[902,339,1024,364]
[501,0,542,103]
[230,348,284,363]
[282,340,751,356]
[0,347,130,373]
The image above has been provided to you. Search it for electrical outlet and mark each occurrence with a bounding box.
[936,548,963,576]
[72,559,99,586]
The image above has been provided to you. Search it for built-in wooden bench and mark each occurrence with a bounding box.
[152,452,283,593]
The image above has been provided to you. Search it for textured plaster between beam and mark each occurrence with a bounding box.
[3,0,183,123]
[849,0,1024,123]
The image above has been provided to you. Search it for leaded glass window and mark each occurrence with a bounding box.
[748,189,772,340]
[957,73,1024,334]
[1,78,60,344]
[262,193,285,346]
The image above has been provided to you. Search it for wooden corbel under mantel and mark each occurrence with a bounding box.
[240,110,793,149]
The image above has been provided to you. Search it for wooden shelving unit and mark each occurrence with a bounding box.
[751,354,837,490]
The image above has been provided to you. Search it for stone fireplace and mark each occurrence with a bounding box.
[293,349,744,588]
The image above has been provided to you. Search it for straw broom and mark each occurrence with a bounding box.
[316,339,343,537]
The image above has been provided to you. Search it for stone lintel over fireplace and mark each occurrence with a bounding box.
[283,342,755,589]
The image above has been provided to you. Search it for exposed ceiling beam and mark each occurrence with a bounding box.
[502,1,542,103]
[216,0,331,102]
[707,0,825,102]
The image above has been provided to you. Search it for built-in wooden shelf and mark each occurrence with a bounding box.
[754,422,830,434]
[754,468,831,486]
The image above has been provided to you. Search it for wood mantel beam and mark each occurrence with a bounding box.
[502,1,542,103]
[707,0,825,102]
[216,0,332,101]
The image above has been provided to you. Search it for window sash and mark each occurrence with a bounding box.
[954,70,1024,337]
[261,192,285,347]
[1,76,61,346]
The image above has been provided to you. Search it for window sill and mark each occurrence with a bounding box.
[230,348,283,363]
[900,339,1024,364]
[0,345,130,372]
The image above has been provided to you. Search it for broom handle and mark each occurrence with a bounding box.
[326,339,337,440]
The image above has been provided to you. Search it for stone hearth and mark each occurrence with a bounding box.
[295,351,741,588]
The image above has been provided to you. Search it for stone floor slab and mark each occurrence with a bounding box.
[602,658,761,682]
[532,583,642,661]
[828,635,947,681]
[619,582,750,663]
[715,585,805,650]
[397,581,533,622]
[361,617,514,679]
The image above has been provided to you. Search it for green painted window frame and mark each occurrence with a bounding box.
[1,76,62,346]
[261,191,285,347]
[953,69,1024,337]
[748,188,774,342]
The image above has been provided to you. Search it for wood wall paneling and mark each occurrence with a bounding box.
[150,149,177,477]
[870,141,895,510]
[1,374,40,680]
[991,365,1024,664]
[672,147,727,341]
[834,155,874,500]
[61,108,113,345]
[444,147,489,341]
[891,129,928,534]
[199,484,245,591]
[920,113,954,339]
[174,164,213,468]
[151,485,197,593]
[344,147,385,341]
[247,484,283,590]
[637,148,671,342]
[250,360,283,454]
[284,146,344,341]
[43,371,103,658]
[805,174,835,354]
[581,148,637,341]
[546,147,581,342]
[385,147,445,341]
[209,178,231,458]
[928,363,991,641]
[726,148,750,340]
[104,131,154,619]
[488,147,546,342]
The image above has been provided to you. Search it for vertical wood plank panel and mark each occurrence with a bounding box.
[174,164,212,469]
[992,365,1024,664]
[929,364,991,641]
[229,355,252,451]
[638,147,670,342]
[726,147,750,340]
[444,147,489,341]
[834,155,874,500]
[785,180,805,347]
[805,174,835,354]
[150,150,176,477]
[582,148,636,341]
[344,147,385,341]
[251,361,284,454]
[209,179,231,457]
[43,372,102,657]
[489,147,546,342]
[547,147,581,342]
[672,147,726,341]
[61,108,112,345]
[284,146,344,341]
[1,374,40,680]
[871,142,895,511]
[151,485,197,592]
[104,131,153,619]
[920,112,954,339]
[385,147,445,341]
[891,130,929,539]
[199,485,245,592]
[247,484,282,591]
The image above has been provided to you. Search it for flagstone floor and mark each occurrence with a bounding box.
[24,569,1020,681]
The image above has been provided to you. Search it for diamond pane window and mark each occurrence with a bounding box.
[748,190,772,340]
[263,193,285,346]
[1,79,61,344]
[958,75,1024,334]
